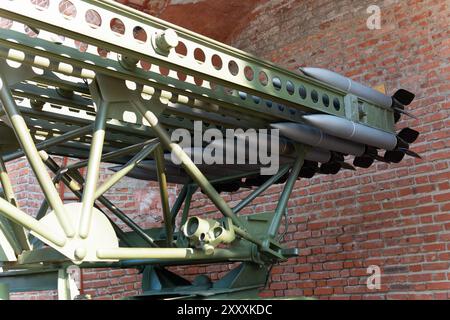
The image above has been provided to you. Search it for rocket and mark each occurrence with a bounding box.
[301,114,420,163]
[301,114,398,150]
[290,67,421,166]
[300,67,417,122]
[270,122,365,156]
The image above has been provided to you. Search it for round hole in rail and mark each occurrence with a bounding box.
[228,60,239,76]
[133,26,147,43]
[85,9,101,28]
[311,90,319,103]
[333,98,341,111]
[159,66,170,76]
[110,18,126,36]
[286,80,295,95]
[322,94,330,107]
[30,0,49,10]
[259,71,268,86]
[97,48,109,58]
[139,60,151,71]
[75,41,88,53]
[211,54,222,70]
[252,96,261,104]
[194,48,206,64]
[0,18,13,30]
[298,85,307,99]
[272,77,282,91]
[177,71,187,81]
[59,0,77,19]
[194,77,204,86]
[175,42,187,57]
[244,66,254,81]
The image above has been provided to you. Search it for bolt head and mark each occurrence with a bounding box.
[74,247,87,260]
[163,29,179,49]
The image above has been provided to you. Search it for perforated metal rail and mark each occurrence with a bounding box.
[0,0,395,132]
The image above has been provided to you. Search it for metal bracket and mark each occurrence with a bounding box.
[90,73,166,126]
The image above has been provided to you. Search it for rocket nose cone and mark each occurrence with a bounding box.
[301,114,323,126]
[299,67,319,76]
[270,123,285,130]
[270,122,298,135]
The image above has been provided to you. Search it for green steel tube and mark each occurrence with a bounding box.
[204,170,260,185]
[232,165,290,214]
[94,141,159,200]
[154,145,173,246]
[0,159,16,206]
[67,139,156,170]
[97,248,252,266]
[30,174,64,247]
[79,100,109,239]
[0,72,74,238]
[2,124,94,162]
[97,247,192,260]
[180,186,196,228]
[0,157,29,251]
[0,196,66,247]
[267,148,306,238]
[132,100,243,229]
[0,283,9,300]
[84,248,253,267]
[170,183,189,227]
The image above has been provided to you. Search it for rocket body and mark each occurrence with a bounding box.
[300,67,393,108]
[302,114,398,150]
[271,122,365,156]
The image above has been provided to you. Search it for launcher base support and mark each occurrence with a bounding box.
[0,212,299,299]
[135,263,269,300]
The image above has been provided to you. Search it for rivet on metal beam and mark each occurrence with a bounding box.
[118,54,139,71]
[74,247,87,260]
[152,29,179,56]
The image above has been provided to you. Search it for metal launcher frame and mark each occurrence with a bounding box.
[0,0,419,299]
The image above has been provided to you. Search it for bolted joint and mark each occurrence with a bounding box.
[74,247,87,260]
[152,28,179,56]
[118,54,139,71]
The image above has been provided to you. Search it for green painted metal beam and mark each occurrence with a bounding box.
[0,269,57,293]
[0,70,74,239]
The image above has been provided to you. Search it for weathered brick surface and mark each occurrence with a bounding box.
[223,0,450,300]
[6,0,450,300]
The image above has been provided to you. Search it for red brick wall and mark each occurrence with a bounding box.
[6,0,450,300]
[219,0,450,299]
